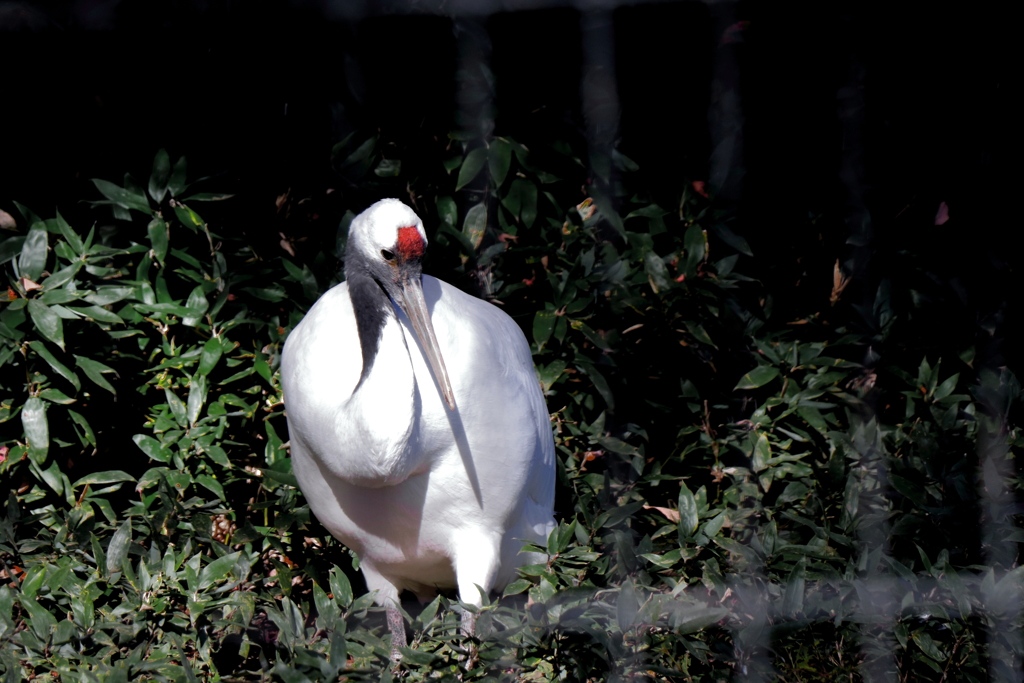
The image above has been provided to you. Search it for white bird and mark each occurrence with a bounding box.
[281,198,556,659]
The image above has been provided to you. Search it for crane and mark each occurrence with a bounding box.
[280,198,556,662]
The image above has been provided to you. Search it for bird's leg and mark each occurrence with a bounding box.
[387,604,407,666]
[460,608,478,670]
[452,533,500,672]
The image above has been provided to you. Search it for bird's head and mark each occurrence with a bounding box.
[346,199,456,411]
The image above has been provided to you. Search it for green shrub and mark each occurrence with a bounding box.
[0,134,1020,682]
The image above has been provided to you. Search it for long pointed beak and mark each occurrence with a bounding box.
[399,275,457,411]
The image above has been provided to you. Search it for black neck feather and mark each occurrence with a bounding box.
[346,268,392,387]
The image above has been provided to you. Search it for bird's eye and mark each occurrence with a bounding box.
[381,249,395,261]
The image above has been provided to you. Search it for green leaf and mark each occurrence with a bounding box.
[398,648,438,666]
[616,582,639,632]
[18,224,48,282]
[169,633,199,683]
[19,594,58,639]
[578,361,615,412]
[0,235,26,265]
[752,433,770,472]
[68,409,96,447]
[198,338,224,376]
[92,178,151,212]
[195,473,225,500]
[198,551,242,590]
[180,192,235,202]
[39,388,76,404]
[73,470,135,488]
[39,287,78,305]
[73,304,124,325]
[54,210,84,254]
[149,149,171,203]
[503,578,532,597]
[734,365,780,390]
[27,300,65,349]
[133,302,203,318]
[625,204,670,220]
[455,147,487,191]
[240,284,286,303]
[674,607,731,634]
[595,435,636,455]
[173,202,203,232]
[782,557,806,615]
[28,341,80,390]
[911,631,947,662]
[182,286,209,327]
[684,223,707,274]
[203,444,230,467]
[520,179,538,228]
[165,388,187,426]
[136,466,189,492]
[436,195,457,229]
[533,309,556,348]
[502,177,523,217]
[74,355,117,394]
[106,520,132,574]
[488,138,513,186]
[685,321,717,349]
[147,217,169,265]
[85,286,134,306]
[254,348,271,381]
[187,374,208,425]
[133,434,172,463]
[547,520,576,555]
[261,468,299,488]
[38,459,67,497]
[678,481,699,534]
[329,567,353,607]
[933,373,960,402]
[168,156,188,197]
[21,397,48,463]
[537,360,567,393]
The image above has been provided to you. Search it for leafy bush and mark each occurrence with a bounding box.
[0,131,1021,683]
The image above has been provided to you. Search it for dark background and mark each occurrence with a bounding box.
[2,0,1017,368]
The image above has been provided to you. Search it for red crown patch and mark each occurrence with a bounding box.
[397,226,425,258]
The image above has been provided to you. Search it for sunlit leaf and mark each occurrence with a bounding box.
[27,299,64,350]
[106,520,132,573]
[133,434,172,463]
[187,374,208,425]
[182,286,209,327]
[19,224,48,282]
[21,397,48,463]
[198,338,224,376]
[165,387,187,426]
[734,365,780,390]
[678,481,699,534]
[73,470,135,488]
